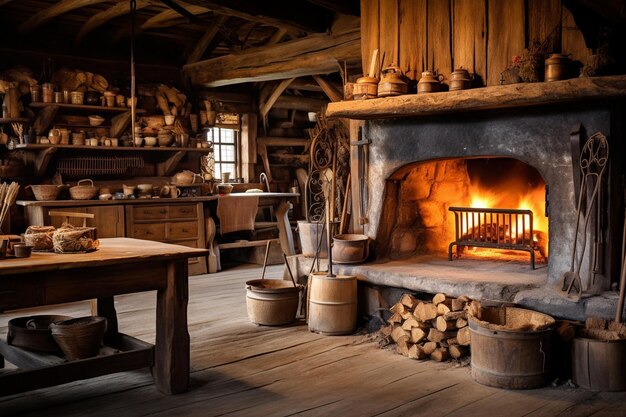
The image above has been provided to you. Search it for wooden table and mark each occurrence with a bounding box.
[0,238,208,396]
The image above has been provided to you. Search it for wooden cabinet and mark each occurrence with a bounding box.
[125,202,206,275]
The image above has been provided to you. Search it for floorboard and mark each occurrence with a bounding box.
[1,264,626,416]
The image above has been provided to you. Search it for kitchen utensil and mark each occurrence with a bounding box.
[615,190,626,322]
[561,133,609,301]
[545,54,573,82]
[88,115,105,126]
[417,70,444,94]
[377,65,408,97]
[449,68,473,91]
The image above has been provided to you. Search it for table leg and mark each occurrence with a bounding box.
[92,297,119,345]
[155,259,189,394]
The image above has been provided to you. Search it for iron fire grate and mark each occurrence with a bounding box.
[448,206,536,269]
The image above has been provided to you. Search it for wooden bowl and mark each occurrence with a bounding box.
[88,115,105,126]
[8,315,73,352]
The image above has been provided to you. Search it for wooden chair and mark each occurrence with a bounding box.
[205,197,279,273]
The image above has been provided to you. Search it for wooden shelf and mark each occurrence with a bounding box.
[0,333,154,396]
[30,102,146,114]
[11,144,212,178]
[325,75,626,120]
[14,143,213,153]
[0,117,29,124]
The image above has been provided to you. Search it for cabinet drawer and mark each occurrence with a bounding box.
[168,221,198,240]
[169,204,197,219]
[133,206,169,220]
[131,223,166,241]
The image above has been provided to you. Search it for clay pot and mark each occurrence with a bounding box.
[545,54,573,82]
[332,234,369,264]
[378,65,408,97]
[172,170,203,185]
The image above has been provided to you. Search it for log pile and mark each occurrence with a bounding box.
[380,293,476,361]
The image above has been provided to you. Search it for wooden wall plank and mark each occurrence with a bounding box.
[426,0,452,81]
[398,0,427,81]
[379,0,399,71]
[528,0,562,54]
[562,4,593,68]
[452,0,487,86]
[486,0,525,86]
[360,0,380,75]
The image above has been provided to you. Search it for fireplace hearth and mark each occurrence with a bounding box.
[291,83,626,321]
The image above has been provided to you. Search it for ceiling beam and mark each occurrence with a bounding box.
[180,0,330,34]
[141,3,211,30]
[312,75,343,102]
[305,0,360,16]
[75,0,161,44]
[184,29,361,87]
[186,15,228,64]
[19,0,111,34]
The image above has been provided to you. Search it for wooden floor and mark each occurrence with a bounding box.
[2,264,626,416]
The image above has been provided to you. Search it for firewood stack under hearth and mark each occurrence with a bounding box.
[380,293,477,361]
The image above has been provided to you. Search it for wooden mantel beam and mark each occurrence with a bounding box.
[325,75,626,120]
[184,29,361,87]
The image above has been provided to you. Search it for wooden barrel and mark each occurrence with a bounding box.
[469,307,555,389]
[308,273,357,335]
[572,337,626,391]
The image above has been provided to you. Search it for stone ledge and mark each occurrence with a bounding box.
[289,255,620,321]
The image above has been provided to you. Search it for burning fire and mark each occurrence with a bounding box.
[459,181,549,259]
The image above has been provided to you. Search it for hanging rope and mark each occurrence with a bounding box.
[130,0,137,144]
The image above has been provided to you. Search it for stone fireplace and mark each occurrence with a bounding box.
[292,79,626,320]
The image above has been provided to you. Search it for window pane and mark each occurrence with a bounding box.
[221,146,235,161]
[221,164,235,176]
[221,130,235,143]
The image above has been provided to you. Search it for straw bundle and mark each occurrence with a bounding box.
[0,181,20,232]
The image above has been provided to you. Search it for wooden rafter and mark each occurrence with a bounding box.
[140,0,313,36]
[186,15,228,64]
[266,28,289,45]
[184,29,361,87]
[312,75,343,102]
[141,2,211,30]
[76,0,162,44]
[259,78,296,134]
[19,0,111,34]
[305,0,360,16]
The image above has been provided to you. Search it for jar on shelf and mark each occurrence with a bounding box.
[41,83,54,103]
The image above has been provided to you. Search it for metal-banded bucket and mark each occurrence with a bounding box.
[469,306,555,389]
[307,273,357,335]
[246,279,302,326]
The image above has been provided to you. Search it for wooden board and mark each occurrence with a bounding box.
[452,0,487,85]
[486,0,525,86]
[561,4,593,66]
[360,0,380,76]
[379,0,399,70]
[398,0,427,81]
[528,0,562,53]
[427,0,452,80]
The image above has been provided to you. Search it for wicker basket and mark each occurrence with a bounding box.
[52,226,99,253]
[23,225,56,251]
[69,179,99,200]
[50,316,107,360]
[26,184,63,201]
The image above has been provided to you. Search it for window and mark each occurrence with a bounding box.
[206,127,239,180]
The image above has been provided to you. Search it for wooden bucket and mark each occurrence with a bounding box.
[245,279,302,326]
[572,337,626,391]
[308,273,357,335]
[469,307,555,389]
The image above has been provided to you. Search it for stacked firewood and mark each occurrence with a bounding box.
[380,293,477,361]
